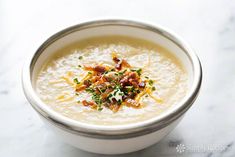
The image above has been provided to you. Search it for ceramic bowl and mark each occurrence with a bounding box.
[22,19,202,154]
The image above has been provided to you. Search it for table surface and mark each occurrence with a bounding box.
[1,0,235,156]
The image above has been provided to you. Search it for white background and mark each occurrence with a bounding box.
[1,0,235,156]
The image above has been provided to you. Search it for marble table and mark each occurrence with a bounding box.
[1,0,235,156]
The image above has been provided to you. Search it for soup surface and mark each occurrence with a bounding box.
[36,36,188,125]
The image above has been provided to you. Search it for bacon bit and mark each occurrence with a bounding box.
[112,56,122,70]
[138,81,146,88]
[119,72,139,87]
[93,65,106,73]
[122,59,131,68]
[100,88,113,98]
[75,85,87,92]
[125,98,141,108]
[113,56,120,63]
[83,80,91,87]
[129,80,138,87]
[120,76,129,86]
[84,65,107,73]
[113,56,131,70]
[128,72,137,79]
[83,65,94,71]
[82,100,96,107]
[109,104,120,112]
[115,62,122,70]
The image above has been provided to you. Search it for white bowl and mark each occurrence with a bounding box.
[22,19,202,154]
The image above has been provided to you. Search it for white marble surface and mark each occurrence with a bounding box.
[1,0,235,156]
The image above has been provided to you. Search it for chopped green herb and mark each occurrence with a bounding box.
[145,76,149,79]
[101,89,106,93]
[73,78,80,84]
[107,93,113,98]
[149,80,154,86]
[117,99,122,104]
[124,86,134,93]
[78,65,82,68]
[78,56,83,60]
[130,68,142,76]
[77,100,81,103]
[88,71,92,74]
[136,68,142,76]
[97,87,104,93]
[118,92,124,96]
[118,69,127,75]
[114,90,118,96]
[107,77,112,82]
[152,86,156,91]
[98,107,103,111]
[85,87,94,93]
[92,93,102,105]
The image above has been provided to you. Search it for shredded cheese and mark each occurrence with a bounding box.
[61,76,74,85]
[56,92,74,102]
[135,88,163,104]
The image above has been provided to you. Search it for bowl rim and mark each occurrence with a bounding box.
[22,19,202,139]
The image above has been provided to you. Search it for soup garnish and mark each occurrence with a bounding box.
[73,52,162,112]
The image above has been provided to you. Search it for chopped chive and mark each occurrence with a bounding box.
[77,100,80,103]
[98,107,103,111]
[136,68,142,76]
[145,76,149,79]
[117,99,122,104]
[149,80,154,86]
[97,87,103,93]
[92,93,102,106]
[88,71,92,74]
[152,86,156,91]
[85,87,94,93]
[107,93,113,98]
[78,65,82,68]
[118,69,127,75]
[73,78,80,84]
[78,56,83,60]
[118,92,124,96]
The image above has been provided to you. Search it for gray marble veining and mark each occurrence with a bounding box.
[1,0,235,156]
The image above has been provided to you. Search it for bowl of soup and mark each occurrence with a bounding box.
[22,19,202,154]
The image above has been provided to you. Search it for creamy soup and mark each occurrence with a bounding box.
[36,36,188,125]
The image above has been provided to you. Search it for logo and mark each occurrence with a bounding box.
[176,144,186,153]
